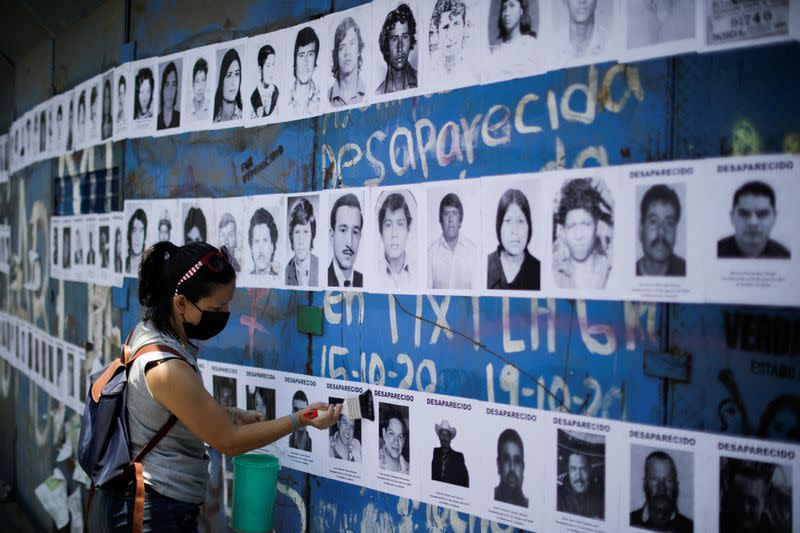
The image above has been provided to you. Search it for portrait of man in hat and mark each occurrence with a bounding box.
[431,419,469,487]
[556,429,605,519]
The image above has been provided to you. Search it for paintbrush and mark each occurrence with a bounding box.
[302,389,375,422]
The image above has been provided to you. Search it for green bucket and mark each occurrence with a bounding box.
[231,454,280,533]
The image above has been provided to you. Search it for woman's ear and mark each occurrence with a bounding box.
[173,294,188,315]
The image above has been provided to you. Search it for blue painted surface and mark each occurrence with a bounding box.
[0,2,798,532]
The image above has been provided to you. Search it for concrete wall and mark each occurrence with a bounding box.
[0,0,798,531]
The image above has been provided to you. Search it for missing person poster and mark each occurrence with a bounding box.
[547,412,624,532]
[372,386,422,500]
[621,161,704,302]
[471,402,545,530]
[113,63,132,141]
[240,194,285,289]
[179,197,217,247]
[243,29,288,127]
[122,200,153,278]
[483,0,549,83]
[154,53,185,136]
[370,0,426,103]
[283,19,329,119]
[541,168,628,301]
[325,188,371,291]
[425,179,482,294]
[240,367,280,456]
[129,57,159,138]
[480,173,546,296]
[702,156,800,306]
[622,0,701,63]
[322,4,374,112]
[548,0,621,68]
[180,44,216,132]
[212,196,248,275]
[622,423,706,532]
[709,435,798,533]
[367,186,425,294]
[275,374,327,475]
[322,379,371,486]
[208,38,248,130]
[284,192,325,290]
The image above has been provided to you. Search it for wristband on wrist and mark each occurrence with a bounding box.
[290,412,300,431]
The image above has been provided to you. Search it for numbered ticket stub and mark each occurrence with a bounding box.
[705,0,790,47]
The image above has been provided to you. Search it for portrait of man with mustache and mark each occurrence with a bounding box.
[328,192,364,288]
[636,184,686,276]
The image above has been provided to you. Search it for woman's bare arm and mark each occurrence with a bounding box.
[145,358,340,456]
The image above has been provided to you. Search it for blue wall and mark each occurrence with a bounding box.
[1,0,798,531]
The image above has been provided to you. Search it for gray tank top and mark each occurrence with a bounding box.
[126,321,209,504]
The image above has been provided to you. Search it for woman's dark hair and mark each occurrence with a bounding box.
[498,0,536,41]
[127,208,148,255]
[496,188,532,249]
[184,206,207,242]
[134,67,155,118]
[213,48,242,119]
[160,61,179,112]
[102,79,112,126]
[139,241,236,336]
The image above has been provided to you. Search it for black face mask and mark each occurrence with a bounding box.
[182,299,230,340]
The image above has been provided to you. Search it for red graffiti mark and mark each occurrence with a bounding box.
[240,289,271,359]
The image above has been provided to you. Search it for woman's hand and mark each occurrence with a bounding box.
[297,402,342,430]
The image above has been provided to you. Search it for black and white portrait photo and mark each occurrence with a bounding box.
[371,188,421,291]
[636,183,687,277]
[180,198,215,246]
[113,65,130,139]
[112,213,124,278]
[155,208,174,244]
[626,0,697,54]
[287,24,323,116]
[427,183,480,291]
[289,390,312,452]
[213,41,246,125]
[327,190,365,288]
[244,195,283,283]
[717,180,790,259]
[425,0,480,88]
[87,77,102,145]
[244,33,284,123]
[630,446,694,533]
[157,56,182,132]
[487,0,542,79]
[74,88,87,149]
[431,419,469,487]
[286,195,321,288]
[552,177,614,289]
[379,403,410,474]
[99,221,111,271]
[329,397,362,463]
[556,429,605,520]
[246,385,275,421]
[85,217,98,271]
[72,220,85,274]
[485,185,542,291]
[124,206,148,276]
[374,0,421,96]
[50,217,60,275]
[62,225,72,271]
[181,45,215,128]
[494,428,528,507]
[66,94,75,152]
[212,375,237,408]
[215,197,246,273]
[552,0,617,64]
[101,71,114,141]
[327,7,370,109]
[719,457,793,533]
[132,59,157,135]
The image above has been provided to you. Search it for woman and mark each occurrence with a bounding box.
[101,79,114,140]
[490,0,537,55]
[126,208,147,274]
[157,61,181,130]
[486,188,541,290]
[213,48,243,122]
[113,227,123,273]
[102,241,340,531]
[250,44,279,118]
[134,67,155,120]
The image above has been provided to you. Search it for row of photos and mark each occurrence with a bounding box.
[3,0,800,175]
[50,155,800,306]
[199,358,800,532]
[0,310,796,533]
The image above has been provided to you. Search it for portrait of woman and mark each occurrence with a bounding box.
[184,207,207,243]
[101,78,113,140]
[486,188,541,290]
[157,61,181,130]
[113,227,123,273]
[213,48,243,122]
[125,208,147,274]
[134,67,155,120]
[250,44,279,118]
